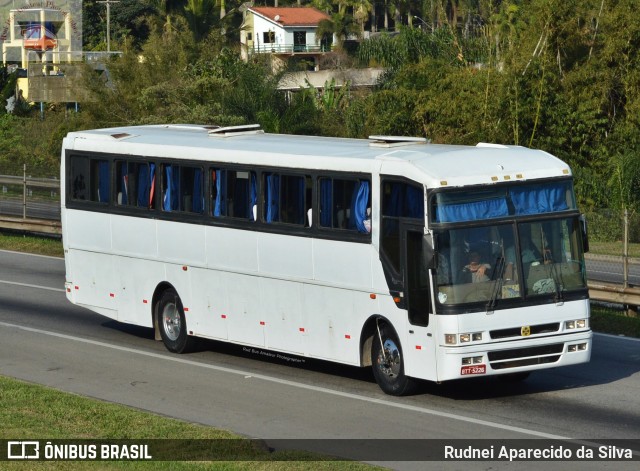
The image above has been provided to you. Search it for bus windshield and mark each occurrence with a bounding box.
[434,217,587,307]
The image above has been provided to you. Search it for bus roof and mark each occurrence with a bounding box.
[65,125,571,189]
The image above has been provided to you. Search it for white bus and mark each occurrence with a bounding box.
[61,124,592,395]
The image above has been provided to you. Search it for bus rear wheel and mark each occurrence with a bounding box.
[156,288,194,354]
[371,322,418,396]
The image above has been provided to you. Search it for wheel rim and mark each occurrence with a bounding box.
[162,302,181,341]
[377,338,402,378]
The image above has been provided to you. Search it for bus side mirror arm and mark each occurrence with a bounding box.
[424,233,437,269]
[580,214,589,253]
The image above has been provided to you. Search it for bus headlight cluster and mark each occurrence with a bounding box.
[462,356,483,365]
[565,319,588,330]
[445,332,483,345]
[567,343,588,352]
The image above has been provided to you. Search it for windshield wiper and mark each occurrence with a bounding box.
[486,256,506,313]
[548,262,564,304]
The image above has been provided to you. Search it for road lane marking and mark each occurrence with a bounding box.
[0,249,63,260]
[0,279,64,292]
[0,320,569,440]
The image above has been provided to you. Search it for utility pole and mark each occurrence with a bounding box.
[97,0,120,52]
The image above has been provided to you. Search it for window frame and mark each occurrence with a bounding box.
[65,151,373,244]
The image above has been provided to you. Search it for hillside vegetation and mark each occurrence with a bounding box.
[1,1,639,220]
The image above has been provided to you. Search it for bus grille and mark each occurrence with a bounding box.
[490,323,560,340]
[488,343,564,370]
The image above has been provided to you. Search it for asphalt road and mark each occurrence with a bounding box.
[0,250,639,470]
[0,197,60,220]
[585,256,640,285]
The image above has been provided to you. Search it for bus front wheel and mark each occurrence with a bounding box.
[156,289,194,354]
[371,322,417,396]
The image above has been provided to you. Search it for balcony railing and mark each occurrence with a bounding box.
[249,43,332,54]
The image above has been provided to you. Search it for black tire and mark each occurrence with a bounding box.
[156,288,194,353]
[371,322,418,396]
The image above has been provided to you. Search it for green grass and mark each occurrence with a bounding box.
[590,304,640,337]
[588,241,640,258]
[0,376,377,470]
[0,232,63,257]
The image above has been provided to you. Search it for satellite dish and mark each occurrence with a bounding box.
[275,15,280,21]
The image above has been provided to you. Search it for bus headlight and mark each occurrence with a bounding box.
[462,356,483,365]
[445,332,483,344]
[568,343,588,352]
[565,319,588,330]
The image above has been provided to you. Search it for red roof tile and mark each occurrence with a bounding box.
[250,7,330,27]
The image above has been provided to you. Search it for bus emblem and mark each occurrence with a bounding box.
[521,326,531,337]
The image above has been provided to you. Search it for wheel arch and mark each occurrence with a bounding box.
[151,282,179,341]
[360,314,395,367]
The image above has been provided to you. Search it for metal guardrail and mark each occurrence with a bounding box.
[0,215,61,235]
[588,282,640,307]
[0,174,60,189]
[0,168,60,223]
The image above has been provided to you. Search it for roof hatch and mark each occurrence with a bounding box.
[369,135,428,148]
[208,124,264,138]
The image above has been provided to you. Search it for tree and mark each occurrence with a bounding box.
[315,11,360,50]
[184,0,217,40]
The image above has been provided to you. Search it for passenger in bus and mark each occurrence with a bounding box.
[464,252,491,283]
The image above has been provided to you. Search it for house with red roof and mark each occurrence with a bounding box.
[240,6,335,70]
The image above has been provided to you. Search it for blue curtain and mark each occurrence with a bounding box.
[385,183,402,217]
[405,185,424,218]
[163,166,173,211]
[384,183,423,218]
[98,161,109,203]
[511,183,569,215]
[163,166,179,211]
[351,180,370,233]
[435,198,509,223]
[137,165,149,207]
[320,179,332,227]
[214,170,226,217]
[192,168,203,213]
[266,174,279,223]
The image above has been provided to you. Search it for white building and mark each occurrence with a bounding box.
[240,6,335,71]
[1,8,76,68]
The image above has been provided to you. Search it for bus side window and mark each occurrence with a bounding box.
[116,161,148,208]
[162,164,204,213]
[319,177,370,232]
[264,173,308,225]
[70,156,110,204]
[380,180,424,272]
[162,164,179,211]
[181,166,203,213]
[70,156,89,200]
[212,169,256,220]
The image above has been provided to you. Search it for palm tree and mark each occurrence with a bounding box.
[315,10,360,50]
[150,0,187,33]
[184,0,217,40]
[352,0,372,33]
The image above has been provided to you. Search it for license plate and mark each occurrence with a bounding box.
[461,364,486,375]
